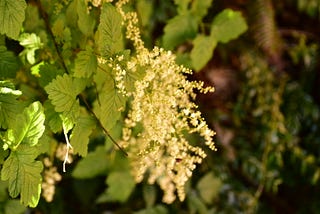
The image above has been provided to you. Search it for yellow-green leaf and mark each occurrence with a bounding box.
[0,0,27,39]
[1,145,43,208]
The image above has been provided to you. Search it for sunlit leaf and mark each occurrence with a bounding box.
[1,145,43,208]
[191,34,217,71]
[191,0,213,21]
[70,114,96,156]
[74,49,97,78]
[0,82,23,129]
[93,66,126,130]
[4,102,45,150]
[45,74,87,131]
[97,3,123,56]
[210,9,248,43]
[43,100,63,133]
[18,33,43,65]
[0,0,27,39]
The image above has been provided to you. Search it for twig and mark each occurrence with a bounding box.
[79,94,128,156]
[36,0,69,73]
[36,0,128,157]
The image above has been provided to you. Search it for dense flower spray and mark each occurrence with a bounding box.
[96,0,217,203]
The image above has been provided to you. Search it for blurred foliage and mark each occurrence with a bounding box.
[0,0,320,213]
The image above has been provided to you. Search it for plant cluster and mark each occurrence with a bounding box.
[1,0,319,213]
[0,0,237,211]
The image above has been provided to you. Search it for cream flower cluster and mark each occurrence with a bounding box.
[98,0,217,203]
[120,47,216,203]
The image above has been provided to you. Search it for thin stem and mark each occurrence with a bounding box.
[36,0,69,74]
[79,94,128,156]
[36,0,127,156]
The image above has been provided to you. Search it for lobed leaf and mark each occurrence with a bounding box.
[4,102,45,150]
[0,82,23,129]
[45,74,87,131]
[38,63,64,88]
[70,114,96,156]
[77,0,95,37]
[0,0,27,39]
[97,3,123,56]
[43,100,62,133]
[93,67,126,130]
[1,145,43,208]
[74,50,97,78]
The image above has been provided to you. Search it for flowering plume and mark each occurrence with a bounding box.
[97,0,217,203]
[120,47,216,203]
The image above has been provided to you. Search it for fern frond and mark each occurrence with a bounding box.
[249,0,282,60]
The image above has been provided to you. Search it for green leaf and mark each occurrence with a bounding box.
[210,9,248,43]
[0,149,8,165]
[38,63,64,88]
[74,49,97,78]
[4,102,45,150]
[187,191,208,214]
[191,34,217,71]
[0,180,8,201]
[191,0,213,21]
[134,205,169,214]
[0,0,27,39]
[45,74,87,131]
[23,4,44,33]
[143,184,157,208]
[0,82,23,129]
[51,15,68,43]
[162,13,198,50]
[30,61,44,76]
[97,3,123,56]
[97,171,135,203]
[174,0,192,14]
[4,199,26,214]
[196,172,222,204]
[70,114,96,156]
[136,0,153,27]
[0,46,20,78]
[1,145,43,208]
[43,100,63,133]
[72,146,108,179]
[124,64,145,93]
[93,67,126,130]
[45,74,76,113]
[77,0,95,37]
